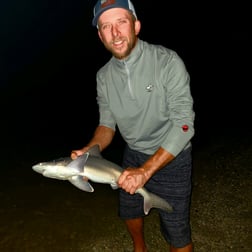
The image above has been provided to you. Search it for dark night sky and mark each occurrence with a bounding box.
[0,1,251,158]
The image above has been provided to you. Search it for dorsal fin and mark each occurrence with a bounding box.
[88,144,102,158]
[67,153,89,170]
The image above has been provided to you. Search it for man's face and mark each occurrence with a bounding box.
[97,8,141,59]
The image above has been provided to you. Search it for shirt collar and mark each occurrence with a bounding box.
[112,39,143,66]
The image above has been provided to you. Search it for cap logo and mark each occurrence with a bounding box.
[101,0,116,8]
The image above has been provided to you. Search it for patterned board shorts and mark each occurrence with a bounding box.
[119,146,193,248]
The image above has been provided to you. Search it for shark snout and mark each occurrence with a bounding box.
[32,163,44,173]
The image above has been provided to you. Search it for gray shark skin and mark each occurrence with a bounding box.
[32,145,173,214]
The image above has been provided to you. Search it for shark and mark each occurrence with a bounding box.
[32,145,173,214]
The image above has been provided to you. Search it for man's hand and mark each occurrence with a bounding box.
[117,167,148,194]
[117,147,175,194]
[70,147,90,159]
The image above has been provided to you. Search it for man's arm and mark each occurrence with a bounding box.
[71,125,115,159]
[117,147,175,194]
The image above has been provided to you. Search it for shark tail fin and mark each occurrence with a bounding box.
[137,188,173,215]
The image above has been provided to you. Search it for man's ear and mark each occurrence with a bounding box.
[134,20,141,35]
[98,30,103,42]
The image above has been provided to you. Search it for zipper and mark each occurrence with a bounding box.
[124,61,134,99]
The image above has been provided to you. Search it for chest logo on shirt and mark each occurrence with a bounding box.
[146,84,154,92]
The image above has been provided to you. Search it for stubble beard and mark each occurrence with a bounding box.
[106,36,138,60]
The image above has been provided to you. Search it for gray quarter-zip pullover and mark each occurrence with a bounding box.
[96,39,195,156]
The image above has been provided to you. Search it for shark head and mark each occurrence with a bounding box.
[32,154,94,192]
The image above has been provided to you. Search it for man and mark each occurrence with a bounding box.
[71,0,195,251]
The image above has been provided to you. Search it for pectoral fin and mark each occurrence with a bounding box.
[110,182,119,190]
[69,175,94,192]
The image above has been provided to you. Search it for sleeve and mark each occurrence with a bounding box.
[96,71,117,131]
[160,52,195,156]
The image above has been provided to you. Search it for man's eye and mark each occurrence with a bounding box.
[102,24,111,30]
[118,19,127,25]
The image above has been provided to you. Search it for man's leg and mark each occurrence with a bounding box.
[125,217,147,252]
[170,242,193,252]
[149,147,193,252]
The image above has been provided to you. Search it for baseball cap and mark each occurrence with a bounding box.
[92,0,137,27]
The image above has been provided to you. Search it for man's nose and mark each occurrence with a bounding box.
[111,25,119,36]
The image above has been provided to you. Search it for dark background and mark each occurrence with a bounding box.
[0,0,251,160]
[0,3,251,251]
